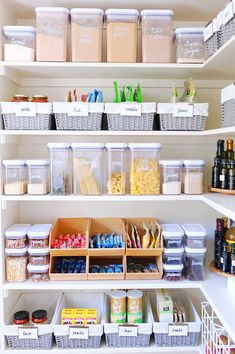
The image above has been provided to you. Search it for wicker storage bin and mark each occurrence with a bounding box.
[105,102,156,131]
[53,102,103,130]
[4,292,62,350]
[148,290,201,347]
[221,83,235,127]
[221,2,235,46]
[54,292,105,349]
[1,102,53,130]
[158,103,208,131]
[104,293,152,348]
[204,19,221,57]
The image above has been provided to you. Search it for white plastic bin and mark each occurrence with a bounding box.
[175,28,206,63]
[27,224,52,248]
[3,160,27,195]
[183,160,205,195]
[182,224,207,248]
[160,160,183,195]
[26,159,49,195]
[162,224,185,248]
[106,143,128,195]
[4,224,31,249]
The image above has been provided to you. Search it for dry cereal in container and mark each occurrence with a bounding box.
[3,160,27,195]
[5,247,28,282]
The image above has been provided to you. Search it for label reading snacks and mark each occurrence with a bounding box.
[120,103,141,117]
[67,102,89,117]
[173,104,194,118]
[168,324,188,337]
[118,325,138,337]
[69,326,89,340]
[15,102,37,117]
[18,326,38,339]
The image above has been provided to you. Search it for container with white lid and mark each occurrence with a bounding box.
[27,264,49,282]
[163,247,184,265]
[105,9,139,63]
[70,8,104,62]
[162,224,185,248]
[129,143,161,195]
[183,160,205,195]
[105,143,128,195]
[28,248,49,265]
[71,143,104,195]
[27,224,52,248]
[185,247,206,281]
[175,27,206,63]
[182,224,207,248]
[3,160,27,195]
[5,247,28,282]
[141,10,174,63]
[3,26,36,62]
[26,159,49,195]
[5,224,31,249]
[163,263,184,281]
[35,7,69,62]
[160,160,183,195]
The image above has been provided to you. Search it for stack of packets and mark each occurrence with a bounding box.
[61,308,97,325]
[54,257,86,274]
[156,290,186,323]
[127,221,161,249]
[127,260,159,273]
[90,264,123,274]
[89,233,125,249]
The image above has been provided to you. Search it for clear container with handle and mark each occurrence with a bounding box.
[141,10,174,63]
[47,143,71,195]
[106,143,128,195]
[70,8,104,62]
[5,247,28,282]
[129,143,161,195]
[3,26,36,61]
[160,160,183,195]
[175,28,206,63]
[26,159,49,195]
[105,9,139,63]
[71,143,104,195]
[3,160,27,195]
[183,160,205,195]
[5,224,31,249]
[35,7,69,62]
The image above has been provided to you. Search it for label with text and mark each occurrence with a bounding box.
[118,325,138,337]
[204,23,213,41]
[67,103,89,117]
[15,103,37,117]
[222,2,234,25]
[18,327,38,339]
[69,326,89,340]
[173,104,194,118]
[120,103,141,117]
[217,12,223,28]
[168,324,188,337]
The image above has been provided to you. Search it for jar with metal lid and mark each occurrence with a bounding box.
[31,95,48,103]
[3,160,27,195]
[26,159,49,195]
[13,311,30,325]
[5,247,28,282]
[28,248,49,265]
[5,223,31,249]
[32,309,48,324]
[11,94,29,102]
[27,224,51,248]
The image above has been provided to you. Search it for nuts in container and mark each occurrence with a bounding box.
[5,247,28,282]
[28,248,49,265]
[4,223,31,249]
[27,264,49,282]
[27,224,52,248]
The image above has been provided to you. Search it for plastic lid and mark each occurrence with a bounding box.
[27,264,49,272]
[47,143,70,149]
[128,143,162,150]
[5,247,27,255]
[3,160,26,166]
[140,10,174,17]
[164,247,184,254]
[32,309,47,320]
[162,224,185,237]
[105,9,139,17]
[28,247,49,255]
[5,224,31,238]
[163,264,184,271]
[185,247,207,254]
[14,311,30,321]
[126,290,143,298]
[71,8,104,15]
[27,224,52,238]
[26,159,49,167]
[3,26,36,33]
[71,143,104,149]
[105,143,128,149]
[160,160,183,167]
[111,290,126,298]
[35,7,69,14]
[183,160,205,167]
[175,27,205,35]
[182,224,207,238]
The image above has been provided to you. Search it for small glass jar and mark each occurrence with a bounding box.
[163,263,184,281]
[5,247,28,282]
[183,160,205,195]
[12,94,29,102]
[162,224,185,248]
[27,264,49,282]
[129,143,161,195]
[48,143,72,195]
[5,224,31,249]
[28,248,49,265]
[27,224,51,248]
[163,248,184,265]
[32,310,48,324]
[175,28,206,63]
[13,311,30,325]
[185,247,206,281]
[160,160,183,195]
[3,160,27,195]
[31,95,48,103]
[26,159,49,195]
[106,143,128,195]
[182,224,207,248]
[71,143,104,195]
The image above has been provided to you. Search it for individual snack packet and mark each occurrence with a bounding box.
[142,223,151,248]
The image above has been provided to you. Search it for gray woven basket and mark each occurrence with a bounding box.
[222,99,235,127]
[160,114,207,131]
[55,112,102,130]
[205,30,222,57]
[2,113,53,130]
[154,332,199,347]
[55,334,102,349]
[6,333,53,350]
[221,16,235,46]
[107,113,154,131]
[105,333,151,348]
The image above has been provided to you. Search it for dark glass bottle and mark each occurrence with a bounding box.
[220,159,228,189]
[223,217,228,241]
[230,244,235,274]
[220,241,229,272]
[228,160,235,190]
[212,157,221,188]
[214,218,224,269]
[226,139,234,161]
[216,140,225,159]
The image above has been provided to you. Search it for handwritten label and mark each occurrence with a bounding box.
[204,23,213,41]
[212,18,218,33]
[69,326,89,340]
[168,324,188,337]
[118,325,138,337]
[233,0,235,13]
[173,104,194,118]
[15,103,36,117]
[120,103,141,117]
[18,327,38,339]
[217,11,223,28]
[67,103,89,117]
[222,2,234,25]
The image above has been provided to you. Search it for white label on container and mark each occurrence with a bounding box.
[173,104,194,118]
[204,23,213,41]
[118,325,138,337]
[217,11,223,28]
[212,18,218,33]
[232,260,235,266]
[220,175,225,182]
[220,257,224,264]
[67,103,89,117]
[222,3,234,25]
[18,327,38,339]
[69,326,89,340]
[168,324,188,336]
[15,103,36,117]
[120,103,141,117]
[233,0,235,13]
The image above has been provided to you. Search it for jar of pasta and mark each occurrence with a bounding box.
[106,143,128,195]
[129,143,161,195]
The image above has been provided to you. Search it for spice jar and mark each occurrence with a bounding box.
[163,263,184,281]
[26,159,49,195]
[13,311,30,325]
[31,95,48,103]
[163,248,184,265]
[32,310,48,324]
[162,224,185,248]
[3,160,27,195]
[5,247,28,282]
[185,247,206,281]
[106,143,128,195]
[11,94,29,102]
[182,224,207,248]
[160,160,183,195]
[183,160,205,195]
[5,224,31,249]
[27,224,52,248]
[28,248,49,265]
[27,264,49,282]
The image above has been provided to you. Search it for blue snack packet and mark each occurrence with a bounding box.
[55,258,63,273]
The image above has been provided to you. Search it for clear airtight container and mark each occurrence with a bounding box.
[71,143,104,195]
[5,247,28,282]
[5,224,31,249]
[27,264,49,282]
[3,160,27,195]
[70,8,104,62]
[175,28,206,63]
[106,9,139,63]
[106,143,128,195]
[26,160,49,195]
[163,248,184,265]
[47,143,71,195]
[162,224,185,248]
[28,248,50,265]
[129,143,161,195]
[3,26,36,62]
[163,264,184,281]
[35,7,69,62]
[185,247,206,281]
[27,224,52,248]
[160,160,183,195]
[182,224,207,248]
[183,160,205,195]
[141,10,174,63]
